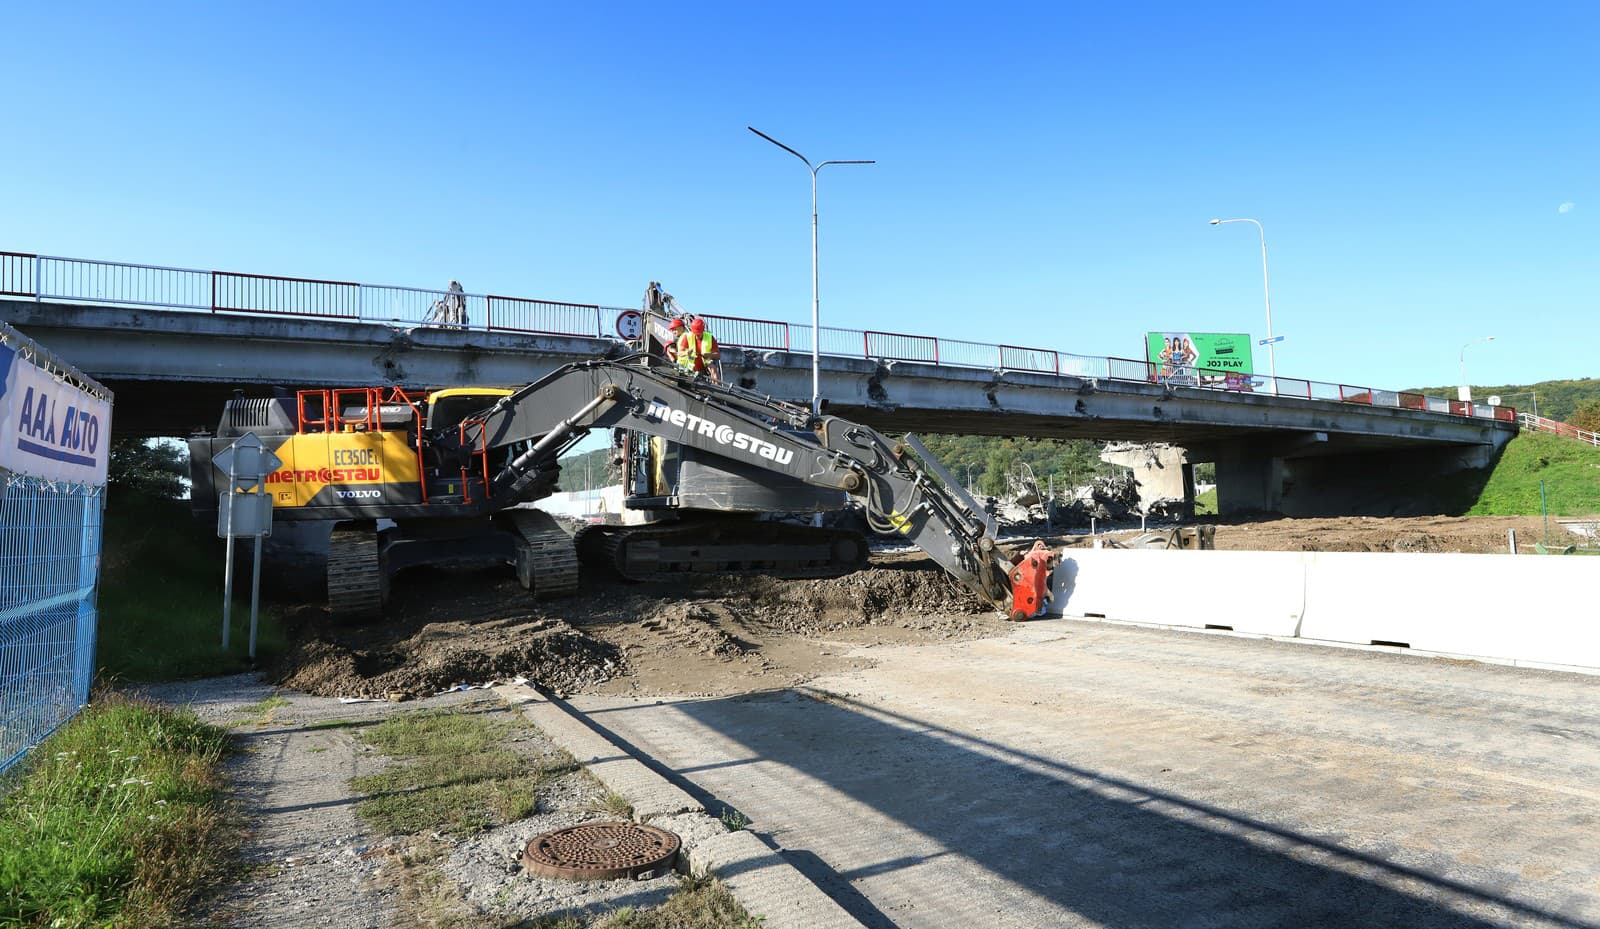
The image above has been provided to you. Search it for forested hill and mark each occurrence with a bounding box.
[1408,376,1599,422]
[556,437,1119,495]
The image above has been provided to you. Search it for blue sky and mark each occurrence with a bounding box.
[2,2,1593,394]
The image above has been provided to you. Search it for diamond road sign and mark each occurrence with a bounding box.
[211,432,283,490]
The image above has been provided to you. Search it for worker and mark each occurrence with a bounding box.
[664,317,685,363]
[676,317,721,381]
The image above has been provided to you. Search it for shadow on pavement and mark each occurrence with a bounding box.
[576,689,1595,929]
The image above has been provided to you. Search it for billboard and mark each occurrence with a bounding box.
[0,342,113,485]
[1145,332,1254,389]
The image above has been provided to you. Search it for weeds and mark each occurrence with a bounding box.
[353,709,552,836]
[719,807,751,832]
[594,789,635,821]
[596,875,762,928]
[0,694,235,928]
[239,693,289,724]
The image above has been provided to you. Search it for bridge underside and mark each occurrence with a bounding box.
[6,301,1516,517]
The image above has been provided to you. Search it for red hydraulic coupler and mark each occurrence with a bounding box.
[1008,541,1060,622]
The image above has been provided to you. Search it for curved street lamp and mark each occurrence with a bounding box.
[749,126,875,416]
[1209,218,1277,382]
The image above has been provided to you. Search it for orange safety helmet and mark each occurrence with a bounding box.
[689,318,706,335]
[667,318,684,331]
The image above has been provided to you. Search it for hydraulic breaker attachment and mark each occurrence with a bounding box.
[1008,541,1059,621]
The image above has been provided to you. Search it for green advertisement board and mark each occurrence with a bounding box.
[1145,332,1254,388]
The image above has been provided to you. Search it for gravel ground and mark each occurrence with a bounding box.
[139,674,738,927]
[138,675,488,928]
[442,810,729,921]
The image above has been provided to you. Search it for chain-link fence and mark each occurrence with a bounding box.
[0,475,105,771]
[0,320,112,773]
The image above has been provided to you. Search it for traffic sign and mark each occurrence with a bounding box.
[615,310,643,341]
[217,491,274,539]
[1258,335,1286,346]
[211,432,284,490]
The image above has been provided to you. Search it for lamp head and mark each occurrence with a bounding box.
[1208,219,1220,225]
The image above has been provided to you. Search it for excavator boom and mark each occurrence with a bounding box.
[460,355,1019,613]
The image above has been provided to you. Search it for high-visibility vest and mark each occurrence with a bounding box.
[676,332,716,371]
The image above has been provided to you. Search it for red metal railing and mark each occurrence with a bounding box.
[696,313,789,351]
[485,295,599,336]
[0,251,36,297]
[213,270,360,319]
[864,329,939,363]
[998,344,1059,375]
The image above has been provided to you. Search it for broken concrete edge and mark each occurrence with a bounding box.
[491,683,870,929]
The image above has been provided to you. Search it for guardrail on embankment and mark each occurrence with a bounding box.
[1518,412,1600,446]
[0,249,1514,424]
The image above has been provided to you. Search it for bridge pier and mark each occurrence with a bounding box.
[1214,441,1287,515]
[1204,432,1511,518]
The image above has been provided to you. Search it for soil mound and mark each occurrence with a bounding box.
[273,614,623,700]
[266,560,998,701]
[695,564,990,635]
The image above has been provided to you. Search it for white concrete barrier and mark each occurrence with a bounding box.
[1054,549,1304,637]
[1299,551,1600,669]
[1054,548,1600,673]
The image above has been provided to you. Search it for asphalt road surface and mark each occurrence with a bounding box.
[571,621,1600,929]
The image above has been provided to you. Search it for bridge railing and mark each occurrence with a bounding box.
[1,248,1515,423]
[1519,411,1594,442]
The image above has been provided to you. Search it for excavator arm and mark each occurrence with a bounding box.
[457,355,1034,616]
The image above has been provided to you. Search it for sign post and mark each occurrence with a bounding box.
[213,433,282,659]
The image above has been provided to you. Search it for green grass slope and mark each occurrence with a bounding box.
[96,493,284,682]
[1465,431,1600,516]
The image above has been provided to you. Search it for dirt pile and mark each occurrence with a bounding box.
[696,566,990,635]
[265,559,1004,701]
[274,614,623,700]
[1210,514,1553,554]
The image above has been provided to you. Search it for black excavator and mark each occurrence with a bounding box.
[189,294,1056,622]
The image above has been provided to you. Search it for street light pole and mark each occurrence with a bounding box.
[1209,218,1276,383]
[748,126,875,416]
[1458,336,1497,402]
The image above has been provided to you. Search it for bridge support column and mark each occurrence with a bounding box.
[1215,442,1285,515]
[1099,443,1193,516]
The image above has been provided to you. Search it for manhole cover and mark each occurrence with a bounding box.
[522,821,681,881]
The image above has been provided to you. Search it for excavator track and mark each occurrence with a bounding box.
[578,521,868,582]
[508,509,580,598]
[327,525,386,621]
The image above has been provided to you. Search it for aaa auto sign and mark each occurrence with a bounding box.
[0,343,112,485]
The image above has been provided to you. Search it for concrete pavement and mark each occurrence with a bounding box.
[570,621,1600,929]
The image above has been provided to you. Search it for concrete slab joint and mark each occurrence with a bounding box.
[491,684,869,929]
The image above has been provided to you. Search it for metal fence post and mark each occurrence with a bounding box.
[33,255,40,301]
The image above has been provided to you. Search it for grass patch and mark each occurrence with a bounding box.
[353,709,574,836]
[303,717,364,731]
[96,492,286,682]
[594,789,635,821]
[1193,488,1218,516]
[598,875,762,929]
[0,694,235,928]
[237,693,289,724]
[1466,431,1600,516]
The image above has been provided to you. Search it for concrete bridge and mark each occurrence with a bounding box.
[0,251,1517,515]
